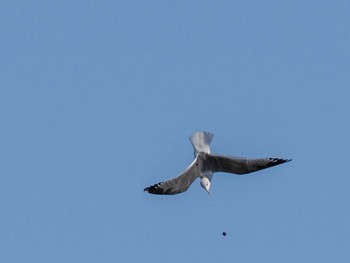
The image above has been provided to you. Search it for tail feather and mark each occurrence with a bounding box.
[189,131,214,157]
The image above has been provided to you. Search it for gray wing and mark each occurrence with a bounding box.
[206,154,291,175]
[144,158,201,195]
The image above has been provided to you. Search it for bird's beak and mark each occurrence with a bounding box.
[206,189,210,194]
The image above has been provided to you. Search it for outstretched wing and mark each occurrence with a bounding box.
[206,154,291,175]
[144,157,201,195]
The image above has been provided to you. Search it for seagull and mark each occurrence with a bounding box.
[144,132,291,195]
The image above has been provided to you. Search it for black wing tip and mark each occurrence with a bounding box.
[268,158,292,165]
[144,182,166,195]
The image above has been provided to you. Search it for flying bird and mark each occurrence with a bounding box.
[144,132,291,195]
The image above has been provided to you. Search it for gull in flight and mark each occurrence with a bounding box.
[144,132,291,195]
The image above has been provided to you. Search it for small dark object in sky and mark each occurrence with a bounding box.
[222,232,227,236]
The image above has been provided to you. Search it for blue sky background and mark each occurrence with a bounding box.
[1,1,349,262]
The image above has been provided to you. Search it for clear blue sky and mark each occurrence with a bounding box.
[1,1,349,262]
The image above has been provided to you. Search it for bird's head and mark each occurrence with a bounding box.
[200,177,211,194]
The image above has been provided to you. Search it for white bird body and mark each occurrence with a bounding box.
[144,132,291,195]
[191,132,214,193]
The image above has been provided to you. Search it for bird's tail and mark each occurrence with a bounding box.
[189,131,214,157]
